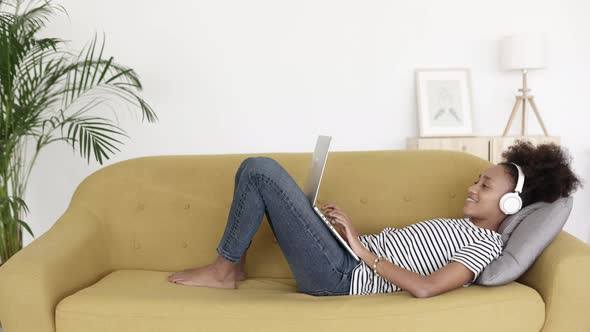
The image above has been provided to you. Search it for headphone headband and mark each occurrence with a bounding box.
[510,162,525,194]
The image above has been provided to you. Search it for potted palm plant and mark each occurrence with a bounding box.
[0,0,158,267]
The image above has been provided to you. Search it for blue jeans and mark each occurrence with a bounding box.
[216,157,360,296]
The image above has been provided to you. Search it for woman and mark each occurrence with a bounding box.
[167,140,583,297]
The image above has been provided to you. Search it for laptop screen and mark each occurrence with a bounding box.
[303,135,332,205]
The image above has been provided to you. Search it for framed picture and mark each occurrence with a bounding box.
[415,68,474,137]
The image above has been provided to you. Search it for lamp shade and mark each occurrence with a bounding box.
[501,33,547,70]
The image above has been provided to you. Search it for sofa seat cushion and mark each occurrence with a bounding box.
[56,270,545,332]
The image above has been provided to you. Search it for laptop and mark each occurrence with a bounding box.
[303,135,360,261]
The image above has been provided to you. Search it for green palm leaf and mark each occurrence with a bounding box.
[65,116,129,164]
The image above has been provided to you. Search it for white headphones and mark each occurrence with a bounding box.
[499,162,525,215]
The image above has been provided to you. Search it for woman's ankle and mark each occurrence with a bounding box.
[214,256,239,279]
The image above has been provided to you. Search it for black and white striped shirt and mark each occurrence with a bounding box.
[349,218,503,295]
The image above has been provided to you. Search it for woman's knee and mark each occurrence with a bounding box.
[242,157,281,175]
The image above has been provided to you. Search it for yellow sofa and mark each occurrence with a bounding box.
[1,149,589,332]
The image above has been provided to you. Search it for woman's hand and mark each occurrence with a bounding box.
[320,203,366,255]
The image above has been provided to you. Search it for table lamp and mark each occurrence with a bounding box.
[500,33,549,136]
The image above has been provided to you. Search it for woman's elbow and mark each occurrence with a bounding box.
[415,288,431,298]
[411,281,431,298]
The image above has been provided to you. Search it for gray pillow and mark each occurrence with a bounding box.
[475,196,574,286]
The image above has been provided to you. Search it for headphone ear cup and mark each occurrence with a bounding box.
[500,192,522,215]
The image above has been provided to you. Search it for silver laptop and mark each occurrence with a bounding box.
[303,135,360,261]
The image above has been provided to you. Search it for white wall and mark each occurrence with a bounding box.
[21,0,590,247]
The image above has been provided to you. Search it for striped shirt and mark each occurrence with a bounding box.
[349,217,503,296]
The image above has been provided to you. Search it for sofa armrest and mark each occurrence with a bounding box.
[517,230,590,332]
[0,205,111,332]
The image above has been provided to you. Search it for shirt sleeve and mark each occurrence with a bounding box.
[449,239,503,287]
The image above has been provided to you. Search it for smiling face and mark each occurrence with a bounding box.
[463,164,516,230]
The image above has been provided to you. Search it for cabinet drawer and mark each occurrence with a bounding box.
[407,137,490,161]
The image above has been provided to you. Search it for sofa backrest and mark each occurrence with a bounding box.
[69,149,491,278]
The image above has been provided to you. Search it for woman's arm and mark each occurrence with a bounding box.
[321,203,429,298]
[356,247,429,298]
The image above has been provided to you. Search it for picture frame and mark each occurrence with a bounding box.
[415,68,474,137]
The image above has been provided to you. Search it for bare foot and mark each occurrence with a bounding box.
[167,264,236,289]
[235,266,246,281]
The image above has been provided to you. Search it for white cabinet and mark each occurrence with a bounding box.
[407,136,560,163]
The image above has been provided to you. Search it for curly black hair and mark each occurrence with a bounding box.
[498,140,584,208]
